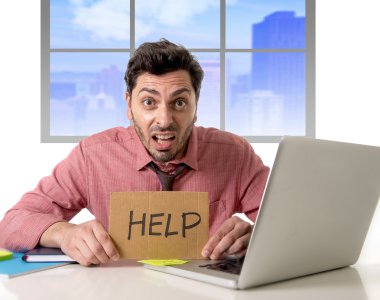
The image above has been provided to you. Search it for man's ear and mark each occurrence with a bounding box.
[126,92,133,121]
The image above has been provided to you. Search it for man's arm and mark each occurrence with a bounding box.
[0,143,88,251]
[40,220,119,266]
[0,139,120,266]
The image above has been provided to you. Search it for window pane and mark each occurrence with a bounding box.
[196,53,220,128]
[226,52,305,136]
[50,0,130,48]
[135,0,219,48]
[227,0,305,49]
[50,53,129,136]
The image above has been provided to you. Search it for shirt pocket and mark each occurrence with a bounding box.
[208,199,227,236]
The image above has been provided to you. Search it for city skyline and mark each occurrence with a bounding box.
[50,1,306,136]
[227,11,305,135]
[50,58,221,135]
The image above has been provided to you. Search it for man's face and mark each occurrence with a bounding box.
[126,70,197,163]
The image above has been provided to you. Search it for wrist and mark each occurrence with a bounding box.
[39,222,75,248]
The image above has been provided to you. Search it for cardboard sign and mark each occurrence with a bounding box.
[109,192,209,259]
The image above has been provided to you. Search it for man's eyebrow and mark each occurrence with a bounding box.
[170,87,191,97]
[138,87,160,95]
[137,87,191,97]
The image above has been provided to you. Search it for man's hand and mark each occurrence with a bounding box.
[39,220,119,266]
[201,216,252,260]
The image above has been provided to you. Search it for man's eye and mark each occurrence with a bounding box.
[175,99,186,108]
[143,99,154,106]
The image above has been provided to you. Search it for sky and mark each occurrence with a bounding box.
[51,0,305,49]
[50,0,305,75]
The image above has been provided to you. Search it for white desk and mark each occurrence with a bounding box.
[1,261,379,300]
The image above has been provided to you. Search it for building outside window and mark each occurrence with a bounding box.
[42,0,315,143]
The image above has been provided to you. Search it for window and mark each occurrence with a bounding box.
[42,0,315,143]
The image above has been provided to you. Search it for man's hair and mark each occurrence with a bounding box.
[124,39,204,100]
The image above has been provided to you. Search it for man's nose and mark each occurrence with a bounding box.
[155,106,173,128]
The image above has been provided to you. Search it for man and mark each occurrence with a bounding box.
[0,39,269,266]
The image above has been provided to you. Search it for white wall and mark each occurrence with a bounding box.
[0,1,379,263]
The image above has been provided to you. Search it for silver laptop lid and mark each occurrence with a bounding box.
[239,136,380,288]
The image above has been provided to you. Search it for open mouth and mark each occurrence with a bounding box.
[153,134,175,143]
[152,134,176,149]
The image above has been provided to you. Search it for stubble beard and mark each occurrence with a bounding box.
[132,115,194,163]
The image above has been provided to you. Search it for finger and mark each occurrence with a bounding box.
[74,239,101,266]
[92,222,120,261]
[226,231,251,255]
[202,219,236,258]
[209,227,246,259]
[225,249,247,260]
[69,246,93,267]
[84,230,110,264]
[206,218,252,259]
[60,232,99,266]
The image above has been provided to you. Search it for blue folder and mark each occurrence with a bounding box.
[0,252,70,279]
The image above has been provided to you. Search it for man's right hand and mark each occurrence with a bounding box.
[39,220,120,266]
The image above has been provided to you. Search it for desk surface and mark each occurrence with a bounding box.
[1,261,379,300]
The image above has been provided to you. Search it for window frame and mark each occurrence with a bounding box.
[41,0,315,143]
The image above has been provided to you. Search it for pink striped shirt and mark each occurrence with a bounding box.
[0,126,269,251]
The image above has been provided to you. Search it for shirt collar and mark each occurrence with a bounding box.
[130,127,155,171]
[179,126,199,171]
[131,126,199,171]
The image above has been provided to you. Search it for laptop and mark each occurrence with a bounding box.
[144,136,380,289]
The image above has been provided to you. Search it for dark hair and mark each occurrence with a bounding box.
[124,39,204,100]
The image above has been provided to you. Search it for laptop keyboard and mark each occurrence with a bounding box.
[199,257,244,275]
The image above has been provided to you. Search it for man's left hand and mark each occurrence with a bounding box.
[201,216,252,260]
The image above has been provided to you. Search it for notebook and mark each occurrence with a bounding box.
[144,136,380,289]
[0,252,70,279]
[22,247,76,262]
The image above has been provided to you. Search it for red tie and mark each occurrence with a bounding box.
[147,162,188,191]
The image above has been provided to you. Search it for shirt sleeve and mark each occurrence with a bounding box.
[0,143,88,252]
[237,142,270,223]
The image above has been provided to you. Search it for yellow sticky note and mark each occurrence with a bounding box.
[138,259,188,266]
[0,249,13,261]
